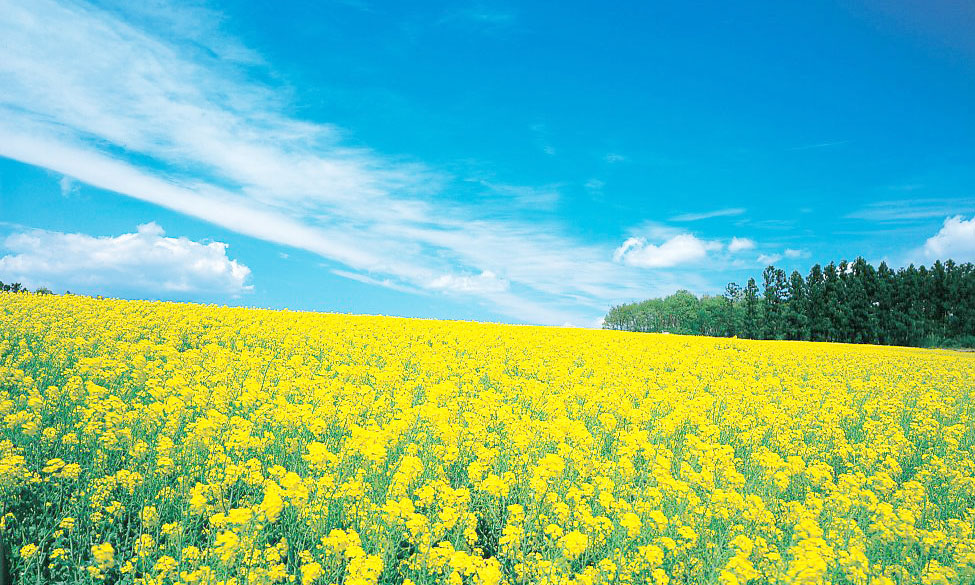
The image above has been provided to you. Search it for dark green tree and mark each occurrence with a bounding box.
[875,261,896,345]
[847,258,876,344]
[784,270,808,340]
[723,282,742,337]
[806,264,827,341]
[762,266,788,339]
[603,257,975,348]
[744,277,760,340]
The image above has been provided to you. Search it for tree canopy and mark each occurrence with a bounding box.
[604,258,975,348]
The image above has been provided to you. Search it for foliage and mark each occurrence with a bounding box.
[604,258,975,347]
[1,294,974,584]
[0,282,54,295]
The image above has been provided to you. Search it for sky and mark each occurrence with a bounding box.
[1,0,974,326]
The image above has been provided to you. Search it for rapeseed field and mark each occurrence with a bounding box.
[1,293,973,585]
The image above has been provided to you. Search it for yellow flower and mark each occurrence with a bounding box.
[42,458,65,473]
[620,512,642,538]
[91,542,115,570]
[3,288,975,585]
[153,555,178,576]
[259,480,285,522]
[19,543,38,560]
[181,546,201,563]
[49,547,69,561]
[301,561,323,585]
[140,506,160,528]
[135,534,155,557]
[561,530,589,559]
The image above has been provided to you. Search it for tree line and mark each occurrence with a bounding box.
[603,258,975,348]
[0,281,54,294]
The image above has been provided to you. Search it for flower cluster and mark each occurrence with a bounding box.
[1,293,973,584]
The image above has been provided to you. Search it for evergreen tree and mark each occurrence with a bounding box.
[603,257,975,348]
[899,265,924,346]
[931,260,948,340]
[762,266,781,339]
[823,262,842,342]
[848,258,876,344]
[784,270,808,340]
[806,264,827,342]
[876,262,896,345]
[744,277,760,340]
[918,265,932,343]
[723,282,742,337]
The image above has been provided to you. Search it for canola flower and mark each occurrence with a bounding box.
[0,292,974,584]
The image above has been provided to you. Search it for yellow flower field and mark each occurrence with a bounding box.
[1,293,974,585]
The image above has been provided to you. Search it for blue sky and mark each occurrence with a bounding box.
[1,0,974,326]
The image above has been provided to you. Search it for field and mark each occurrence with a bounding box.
[1,294,974,585]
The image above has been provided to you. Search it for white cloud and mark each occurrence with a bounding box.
[438,6,517,29]
[428,271,509,294]
[728,237,756,253]
[59,175,79,197]
[0,223,251,294]
[786,140,848,151]
[670,208,746,222]
[331,269,424,295]
[757,253,783,265]
[584,178,605,192]
[613,234,722,268]
[604,153,625,163]
[784,248,808,259]
[478,181,560,209]
[919,215,975,262]
[847,199,975,222]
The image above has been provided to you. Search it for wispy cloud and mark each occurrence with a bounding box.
[735,218,798,231]
[584,179,605,194]
[529,123,557,157]
[0,0,680,325]
[670,208,746,222]
[428,270,509,294]
[786,140,849,151]
[59,175,79,197]
[474,181,560,210]
[783,248,809,259]
[331,269,424,295]
[847,199,975,223]
[438,3,517,28]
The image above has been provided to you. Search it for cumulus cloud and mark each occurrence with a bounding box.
[613,234,722,268]
[0,223,251,294]
[728,237,756,253]
[428,271,510,294]
[919,215,975,262]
